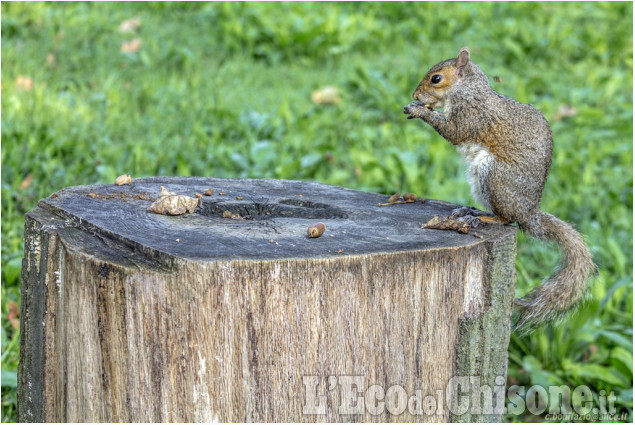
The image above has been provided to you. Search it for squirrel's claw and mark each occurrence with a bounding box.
[450,206,483,219]
[403,102,425,119]
[456,215,482,228]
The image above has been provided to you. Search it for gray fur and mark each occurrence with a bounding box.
[404,47,595,330]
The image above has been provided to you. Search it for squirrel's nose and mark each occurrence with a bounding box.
[413,89,426,102]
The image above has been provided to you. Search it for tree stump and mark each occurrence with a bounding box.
[19,177,517,422]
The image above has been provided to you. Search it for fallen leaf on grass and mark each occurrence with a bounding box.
[46,53,56,67]
[121,38,142,53]
[7,301,19,330]
[15,75,33,91]
[311,86,341,105]
[119,17,141,33]
[553,104,578,121]
[20,173,33,190]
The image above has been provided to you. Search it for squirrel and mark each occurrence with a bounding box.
[403,47,595,330]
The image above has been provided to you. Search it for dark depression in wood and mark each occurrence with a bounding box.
[32,177,513,264]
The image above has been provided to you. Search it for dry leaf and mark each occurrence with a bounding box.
[46,53,56,67]
[119,17,141,33]
[147,186,199,215]
[553,105,578,121]
[15,75,33,91]
[7,301,19,330]
[311,86,341,105]
[121,38,142,53]
[20,173,33,190]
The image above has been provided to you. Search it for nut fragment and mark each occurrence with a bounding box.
[146,186,199,215]
[379,192,419,207]
[204,188,214,196]
[307,222,326,238]
[115,174,132,186]
[221,210,244,220]
[422,215,470,234]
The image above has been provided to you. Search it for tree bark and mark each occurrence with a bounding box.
[19,177,516,422]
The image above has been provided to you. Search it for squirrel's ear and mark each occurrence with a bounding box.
[456,47,470,77]
[457,47,470,67]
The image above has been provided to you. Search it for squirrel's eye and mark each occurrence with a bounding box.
[431,74,443,84]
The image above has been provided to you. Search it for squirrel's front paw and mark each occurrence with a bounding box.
[403,102,428,119]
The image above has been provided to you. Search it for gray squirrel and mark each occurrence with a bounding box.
[404,47,595,330]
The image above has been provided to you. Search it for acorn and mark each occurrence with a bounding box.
[307,222,326,238]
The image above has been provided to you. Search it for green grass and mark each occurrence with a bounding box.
[1,2,632,422]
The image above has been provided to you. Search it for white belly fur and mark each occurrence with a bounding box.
[456,143,493,210]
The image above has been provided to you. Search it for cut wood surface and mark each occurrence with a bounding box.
[19,177,517,422]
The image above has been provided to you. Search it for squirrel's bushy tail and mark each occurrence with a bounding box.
[515,210,596,331]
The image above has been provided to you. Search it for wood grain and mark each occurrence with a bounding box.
[19,177,516,422]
